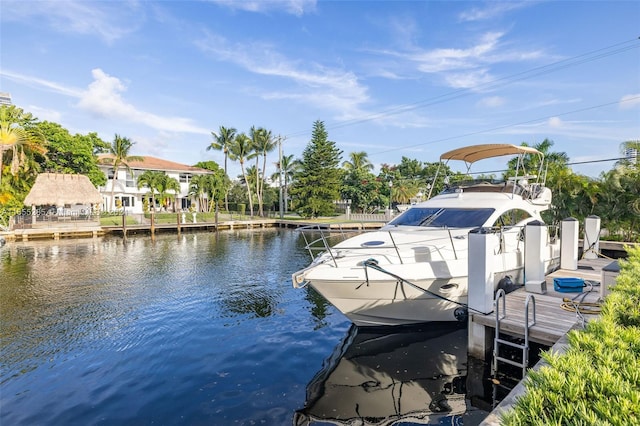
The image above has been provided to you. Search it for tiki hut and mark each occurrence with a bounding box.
[24,173,102,217]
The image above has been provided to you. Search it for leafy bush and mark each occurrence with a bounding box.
[501,246,640,425]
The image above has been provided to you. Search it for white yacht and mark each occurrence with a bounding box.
[292,144,561,326]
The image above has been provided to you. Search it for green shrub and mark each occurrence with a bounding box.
[501,246,640,425]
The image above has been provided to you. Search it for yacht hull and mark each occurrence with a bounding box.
[296,250,559,326]
[301,262,526,326]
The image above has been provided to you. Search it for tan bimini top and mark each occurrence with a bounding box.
[440,143,543,164]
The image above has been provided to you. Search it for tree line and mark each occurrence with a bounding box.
[1,105,638,241]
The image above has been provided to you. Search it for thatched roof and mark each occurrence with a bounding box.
[24,173,102,206]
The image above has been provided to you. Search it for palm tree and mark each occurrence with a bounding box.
[137,170,165,212]
[507,139,568,180]
[271,153,300,213]
[251,126,276,216]
[208,126,237,210]
[343,151,373,172]
[155,173,181,212]
[0,106,45,188]
[230,132,255,217]
[189,174,209,212]
[102,135,143,211]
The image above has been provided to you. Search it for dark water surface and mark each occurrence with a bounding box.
[1,229,489,425]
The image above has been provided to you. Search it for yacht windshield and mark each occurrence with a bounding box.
[387,207,495,228]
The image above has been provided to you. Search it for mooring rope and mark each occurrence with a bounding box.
[558,280,602,327]
[362,258,492,316]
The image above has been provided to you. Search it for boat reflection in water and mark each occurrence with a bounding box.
[295,323,483,425]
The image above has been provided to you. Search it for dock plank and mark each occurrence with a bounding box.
[471,257,608,345]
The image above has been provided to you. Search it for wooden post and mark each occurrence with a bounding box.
[150,211,155,236]
[122,210,127,240]
[177,212,181,235]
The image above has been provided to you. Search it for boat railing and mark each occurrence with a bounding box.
[297,224,373,265]
[297,224,466,267]
[441,175,546,202]
[298,222,560,267]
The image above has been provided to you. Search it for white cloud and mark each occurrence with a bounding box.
[478,96,507,108]
[195,32,371,120]
[444,69,494,89]
[77,69,210,135]
[0,69,83,97]
[0,0,141,43]
[411,32,505,73]
[458,2,531,22]
[375,30,548,91]
[548,117,563,128]
[209,0,317,16]
[620,93,640,109]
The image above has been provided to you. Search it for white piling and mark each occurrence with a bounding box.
[560,218,579,270]
[583,215,601,260]
[468,227,500,359]
[524,220,547,283]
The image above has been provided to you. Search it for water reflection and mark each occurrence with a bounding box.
[295,323,476,425]
[0,230,309,385]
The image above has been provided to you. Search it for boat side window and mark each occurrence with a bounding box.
[493,209,533,228]
[388,208,495,228]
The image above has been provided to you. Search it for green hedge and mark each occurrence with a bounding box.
[502,247,640,425]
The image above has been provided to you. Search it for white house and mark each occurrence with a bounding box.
[97,155,213,214]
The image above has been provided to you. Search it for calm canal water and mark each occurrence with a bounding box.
[1,229,490,425]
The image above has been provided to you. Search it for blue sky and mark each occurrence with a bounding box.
[1,0,639,179]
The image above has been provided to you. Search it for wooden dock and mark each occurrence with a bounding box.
[1,219,386,241]
[474,256,618,425]
[471,257,612,346]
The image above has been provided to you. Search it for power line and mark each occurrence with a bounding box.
[462,158,627,177]
[567,157,626,166]
[370,95,640,156]
[284,37,640,140]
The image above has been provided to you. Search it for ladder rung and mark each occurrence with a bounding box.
[493,291,536,379]
[495,338,526,350]
[495,356,525,368]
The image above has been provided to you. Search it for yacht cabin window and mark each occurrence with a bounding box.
[388,207,495,228]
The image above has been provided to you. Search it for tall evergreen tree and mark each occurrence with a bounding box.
[291,120,342,218]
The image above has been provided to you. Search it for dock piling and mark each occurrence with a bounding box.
[468,227,500,359]
[560,218,579,270]
[524,221,546,283]
[583,215,601,259]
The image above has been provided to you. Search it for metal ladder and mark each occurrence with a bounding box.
[491,289,537,378]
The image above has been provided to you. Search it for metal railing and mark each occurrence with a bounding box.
[297,222,560,269]
[11,213,101,230]
[297,224,465,267]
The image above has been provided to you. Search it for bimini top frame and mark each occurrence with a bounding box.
[427,143,546,199]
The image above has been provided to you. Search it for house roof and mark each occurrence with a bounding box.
[97,155,212,173]
[24,173,102,206]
